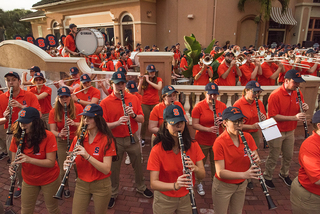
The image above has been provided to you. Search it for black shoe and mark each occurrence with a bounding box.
[137,188,153,198]
[265,179,275,189]
[108,197,115,209]
[0,152,8,160]
[279,173,292,186]
[64,189,71,198]
[13,187,21,198]
[247,181,254,190]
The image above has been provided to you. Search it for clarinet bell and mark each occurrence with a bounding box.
[5,195,13,206]
[266,195,277,210]
[53,185,64,200]
[130,136,135,144]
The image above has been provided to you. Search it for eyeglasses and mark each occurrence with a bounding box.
[230,119,244,125]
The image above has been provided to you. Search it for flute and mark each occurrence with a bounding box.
[53,125,88,199]
[6,129,26,206]
[296,88,309,138]
[119,90,135,144]
[177,131,198,214]
[64,103,71,150]
[238,130,277,210]
[212,99,219,136]
[6,87,14,135]
[254,97,269,148]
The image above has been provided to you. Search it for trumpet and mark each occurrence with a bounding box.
[203,54,213,65]
[6,87,14,135]
[232,46,241,57]
[236,54,247,66]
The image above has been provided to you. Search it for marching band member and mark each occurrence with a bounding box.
[233,81,266,189]
[180,49,188,73]
[135,43,142,52]
[147,104,205,214]
[263,70,309,188]
[22,66,40,91]
[212,107,260,213]
[126,49,138,70]
[48,86,83,198]
[91,54,102,68]
[9,107,60,214]
[138,64,162,146]
[290,110,320,214]
[0,71,41,197]
[99,52,115,71]
[64,104,117,214]
[72,74,101,108]
[29,72,52,125]
[192,83,226,195]
[115,52,127,71]
[65,23,79,57]
[58,67,81,93]
[217,51,242,86]
[300,49,320,76]
[239,51,261,86]
[192,53,213,85]
[258,54,284,86]
[149,85,188,146]
[100,71,153,209]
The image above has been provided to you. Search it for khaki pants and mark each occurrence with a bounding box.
[111,136,146,197]
[8,134,23,187]
[42,113,49,128]
[141,104,156,140]
[290,177,320,214]
[249,131,260,150]
[263,130,294,180]
[153,190,192,214]
[57,138,69,187]
[21,177,60,214]
[0,126,6,153]
[72,177,111,214]
[212,177,247,214]
[198,144,215,181]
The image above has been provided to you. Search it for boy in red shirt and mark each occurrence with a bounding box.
[64,23,79,57]
[100,52,115,71]
[192,53,213,85]
[239,51,261,86]
[217,51,242,86]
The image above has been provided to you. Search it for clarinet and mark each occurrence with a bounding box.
[177,131,198,214]
[255,97,269,148]
[119,90,135,144]
[53,124,88,199]
[6,87,14,135]
[296,88,309,139]
[212,99,219,137]
[6,129,26,206]
[64,103,71,150]
[238,130,277,210]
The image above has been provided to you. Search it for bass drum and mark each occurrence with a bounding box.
[75,28,105,55]
[130,51,140,67]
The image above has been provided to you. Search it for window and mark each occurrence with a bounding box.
[308,18,320,42]
[313,0,320,3]
[122,15,132,22]
[269,20,285,29]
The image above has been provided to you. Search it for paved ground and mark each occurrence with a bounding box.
[0,137,303,214]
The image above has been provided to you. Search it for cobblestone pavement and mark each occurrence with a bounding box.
[0,138,303,214]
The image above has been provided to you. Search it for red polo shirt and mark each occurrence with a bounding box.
[192,64,213,86]
[0,89,41,129]
[74,86,101,108]
[258,62,278,86]
[29,85,52,114]
[100,91,143,137]
[141,77,162,105]
[279,60,292,84]
[65,33,76,52]
[217,63,237,86]
[239,63,256,86]
[267,84,304,132]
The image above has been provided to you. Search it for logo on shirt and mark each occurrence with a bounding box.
[88,96,91,101]
[128,102,133,107]
[296,98,299,104]
[243,148,248,157]
[35,153,41,156]
[23,100,26,105]
[94,147,99,155]
[218,112,222,117]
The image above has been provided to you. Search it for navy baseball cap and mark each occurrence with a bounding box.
[32,72,46,83]
[146,64,156,72]
[117,67,126,73]
[57,86,71,97]
[70,67,79,75]
[225,51,234,56]
[111,71,126,84]
[306,49,315,54]
[126,80,138,93]
[245,81,263,92]
[80,74,91,83]
[79,104,103,117]
[5,71,20,80]
[29,66,40,73]
[162,85,178,96]
[163,105,186,125]
[69,23,77,29]
[205,83,219,95]
[312,110,320,123]
[16,107,40,124]
[284,69,305,83]
[222,107,247,121]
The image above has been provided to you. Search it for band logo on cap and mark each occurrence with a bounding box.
[62,88,66,92]
[173,108,180,116]
[151,65,154,69]
[231,108,240,114]
[131,84,134,88]
[20,110,26,117]
[255,82,260,87]
[168,86,173,90]
[83,75,87,79]
[296,72,301,77]
[9,71,13,74]
[117,73,122,78]
[211,85,215,90]
[84,105,91,111]
[71,68,74,72]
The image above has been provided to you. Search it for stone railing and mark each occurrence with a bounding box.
[173,85,279,125]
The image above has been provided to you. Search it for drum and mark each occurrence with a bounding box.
[130,51,140,66]
[75,28,105,55]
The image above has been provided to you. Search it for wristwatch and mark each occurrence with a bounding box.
[132,113,137,119]
[77,99,80,103]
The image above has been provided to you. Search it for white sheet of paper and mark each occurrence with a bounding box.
[258,118,282,141]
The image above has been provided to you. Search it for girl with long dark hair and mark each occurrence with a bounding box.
[9,107,60,214]
[64,104,117,214]
[147,105,205,214]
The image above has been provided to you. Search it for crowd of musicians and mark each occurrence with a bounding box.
[0,28,320,213]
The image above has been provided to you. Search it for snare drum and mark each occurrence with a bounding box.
[130,51,140,66]
[76,28,105,55]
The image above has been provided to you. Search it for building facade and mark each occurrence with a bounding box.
[21,0,320,50]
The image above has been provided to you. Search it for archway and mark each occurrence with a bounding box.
[120,13,134,51]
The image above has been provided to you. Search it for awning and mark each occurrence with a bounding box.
[270,7,297,25]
